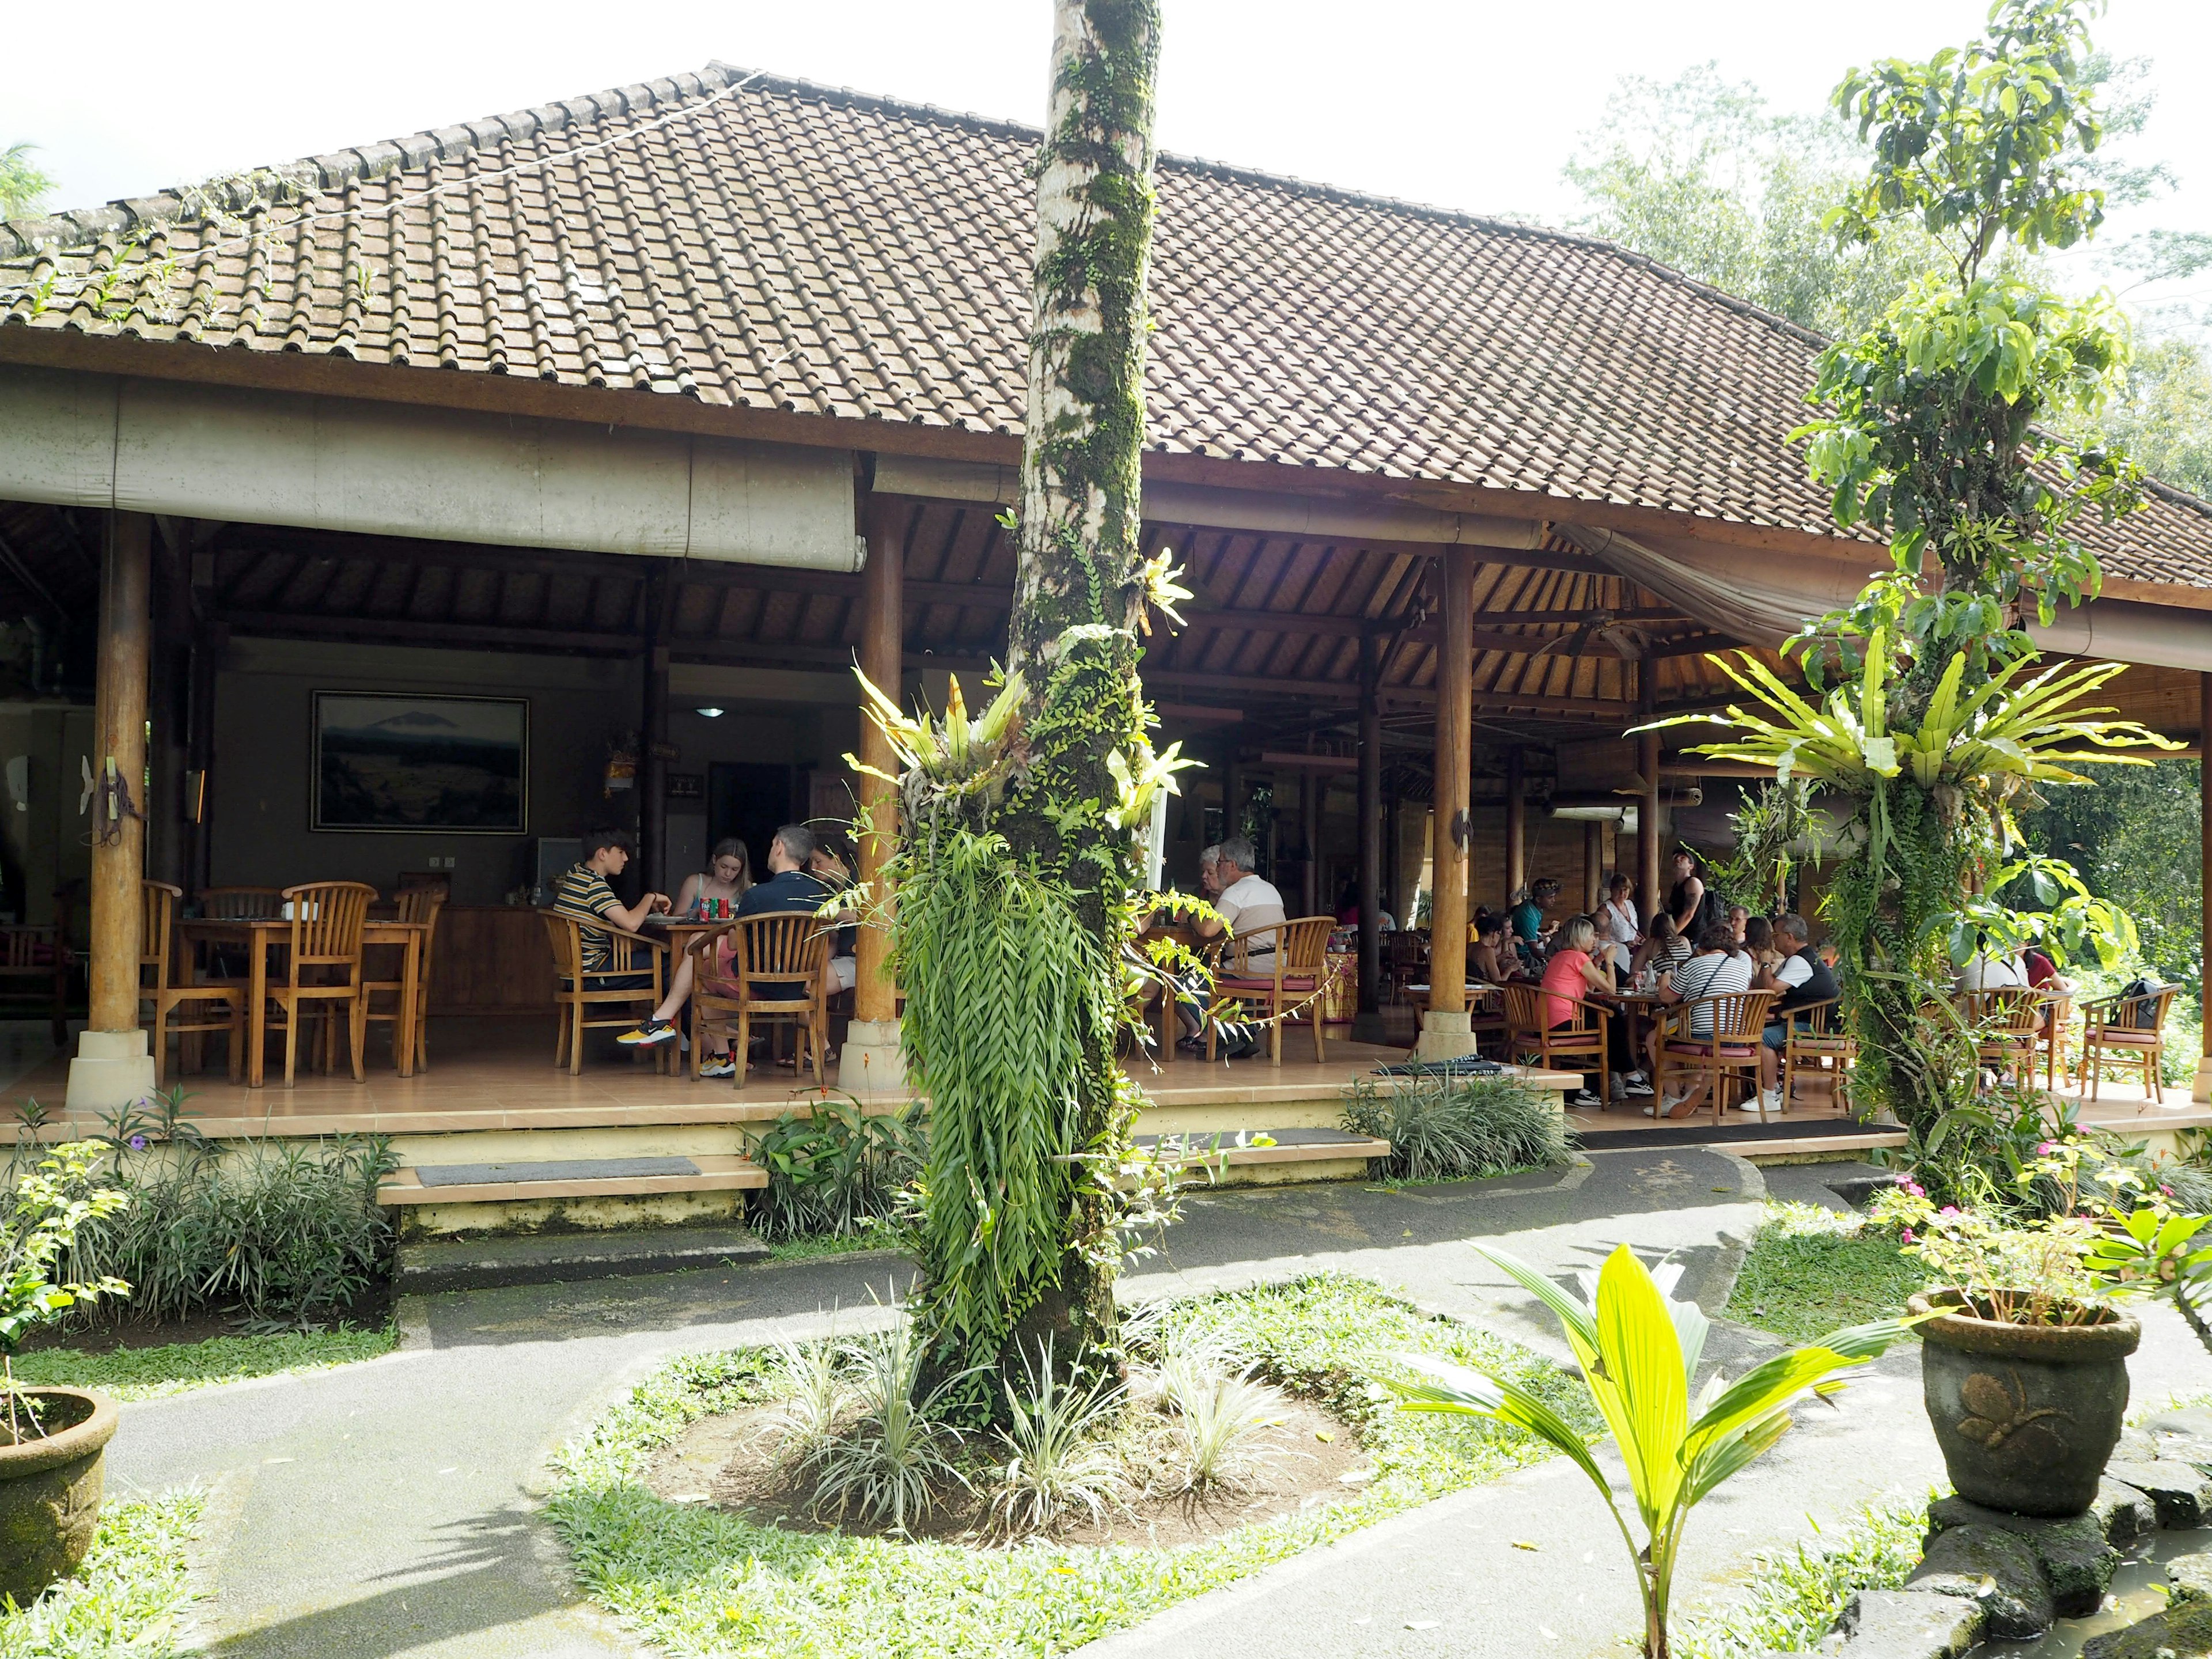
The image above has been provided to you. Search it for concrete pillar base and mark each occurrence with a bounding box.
[1412,1009,1480,1062]
[65,1028,157,1114]
[2193,1054,2212,1104]
[841,1018,908,1100]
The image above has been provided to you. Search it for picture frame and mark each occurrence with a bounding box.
[311,692,529,833]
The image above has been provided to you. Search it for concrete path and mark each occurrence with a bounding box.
[89,1148,2195,1659]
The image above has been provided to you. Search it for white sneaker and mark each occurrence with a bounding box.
[1567,1089,1604,1109]
[1615,1074,1655,1098]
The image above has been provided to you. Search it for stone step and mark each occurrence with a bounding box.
[377,1152,767,1206]
[395,1222,772,1294]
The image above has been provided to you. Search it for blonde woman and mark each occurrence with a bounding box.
[675,839,751,919]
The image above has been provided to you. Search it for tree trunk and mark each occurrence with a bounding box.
[907,0,1162,1390]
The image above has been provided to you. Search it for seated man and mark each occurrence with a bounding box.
[807,832,861,993]
[1751,913,1838,1114]
[733,823,850,999]
[1183,835,1285,1059]
[552,827,704,1059]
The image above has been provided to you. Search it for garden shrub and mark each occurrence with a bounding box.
[1341,1074,1574,1182]
[745,1097,923,1243]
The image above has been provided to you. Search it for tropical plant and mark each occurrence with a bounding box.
[1869,1172,2104,1324]
[1387,1243,1922,1659]
[1157,1345,1290,1492]
[760,1335,849,1476]
[1703,776,1825,916]
[1,1141,129,1441]
[747,1098,922,1242]
[0,141,51,221]
[1340,1074,1574,1183]
[984,1335,1128,1535]
[804,1309,972,1533]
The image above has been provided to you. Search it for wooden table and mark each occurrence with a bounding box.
[179,917,431,1087]
[1137,921,1211,1061]
[1597,987,1671,1073]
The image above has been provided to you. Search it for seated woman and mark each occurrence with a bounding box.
[1645,921,1755,1119]
[1742,915,1781,975]
[1539,916,1651,1107]
[1594,872,1641,978]
[675,839,751,919]
[1629,911,1692,979]
[1469,914,1524,986]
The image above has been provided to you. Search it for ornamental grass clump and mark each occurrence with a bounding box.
[1157,1345,1292,1493]
[983,1336,1129,1535]
[803,1312,971,1533]
[1389,1243,1922,1659]
[1341,1074,1574,1183]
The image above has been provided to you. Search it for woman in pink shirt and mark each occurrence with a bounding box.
[1539,918,1651,1107]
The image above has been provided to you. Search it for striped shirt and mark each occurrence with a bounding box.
[1669,949,1753,1037]
[552,863,621,971]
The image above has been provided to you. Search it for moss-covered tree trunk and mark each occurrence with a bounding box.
[905,0,1161,1392]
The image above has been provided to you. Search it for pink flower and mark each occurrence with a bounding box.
[2162,1185,2175,1197]
[1904,1181,1926,1198]
[1900,1229,1917,1243]
[1939,1206,1960,1218]
[2036,1141,2056,1156]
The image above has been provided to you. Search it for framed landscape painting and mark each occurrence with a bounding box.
[312,692,528,832]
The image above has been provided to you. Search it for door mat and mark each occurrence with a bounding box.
[412,1156,702,1187]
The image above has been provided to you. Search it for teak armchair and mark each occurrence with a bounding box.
[139,880,243,1086]
[689,914,832,1082]
[362,886,444,1071]
[0,922,70,1046]
[1205,916,1335,1065]
[2075,983,2180,1105]
[1779,998,1855,1113]
[1654,990,1778,1124]
[257,881,376,1086]
[1956,986,2047,1088]
[539,910,672,1075]
[1500,982,1612,1105]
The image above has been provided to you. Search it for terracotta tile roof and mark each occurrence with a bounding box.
[2,63,2207,591]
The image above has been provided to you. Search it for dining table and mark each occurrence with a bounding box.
[1135,917,1215,1061]
[177,916,433,1087]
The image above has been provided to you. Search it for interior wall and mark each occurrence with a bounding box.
[210,638,641,906]
[0,703,93,939]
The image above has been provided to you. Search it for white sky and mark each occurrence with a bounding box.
[9,0,2210,307]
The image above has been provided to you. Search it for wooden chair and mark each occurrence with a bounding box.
[201,886,284,918]
[690,914,832,1083]
[2075,983,2180,1106]
[1654,990,1778,1124]
[1780,997,1855,1115]
[2036,988,2073,1093]
[539,910,673,1075]
[254,881,375,1086]
[362,887,444,1071]
[0,924,70,1045]
[138,880,243,1086]
[1467,981,1509,1056]
[1957,986,2047,1088]
[1384,931,1430,1006]
[1500,982,1613,1105]
[1205,916,1336,1065]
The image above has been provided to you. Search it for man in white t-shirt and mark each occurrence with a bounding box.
[1187,838,1286,1058]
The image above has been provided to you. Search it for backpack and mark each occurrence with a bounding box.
[2116,976,2157,1028]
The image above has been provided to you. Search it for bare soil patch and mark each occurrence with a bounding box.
[645,1388,1372,1549]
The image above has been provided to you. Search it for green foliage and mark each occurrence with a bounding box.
[0,1490,203,1656]
[983,1336,1128,1535]
[1704,777,1826,914]
[1340,1074,1575,1183]
[50,1133,396,1328]
[801,1315,973,1534]
[1725,1202,1934,1345]
[1388,1243,1923,1659]
[548,1276,1593,1659]
[1670,1494,1933,1659]
[745,1099,922,1243]
[1,1142,130,1357]
[2022,757,2203,986]
[1156,1347,1288,1491]
[0,142,50,221]
[8,1325,396,1401]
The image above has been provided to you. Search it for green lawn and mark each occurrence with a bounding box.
[1671,1494,1931,1659]
[1725,1202,1933,1345]
[12,1325,396,1401]
[549,1274,1594,1659]
[761,1224,908,1264]
[0,1491,203,1656]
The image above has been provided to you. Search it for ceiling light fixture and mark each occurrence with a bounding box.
[695,706,725,718]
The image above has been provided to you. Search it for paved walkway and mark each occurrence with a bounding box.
[91,1150,2206,1658]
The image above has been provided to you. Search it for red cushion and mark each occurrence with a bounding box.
[2090,1029,2161,1047]
[1665,1040,1756,1059]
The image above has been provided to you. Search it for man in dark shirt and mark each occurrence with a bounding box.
[733,824,842,1001]
[1752,913,1839,1113]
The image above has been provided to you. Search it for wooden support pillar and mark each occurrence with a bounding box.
[1638,666,1662,929]
[639,570,671,898]
[1504,745,1526,902]
[66,511,157,1109]
[1584,820,1603,915]
[146,527,191,890]
[2199,672,2212,1103]
[1416,546,1478,1058]
[1353,634,1387,1040]
[845,499,907,1097]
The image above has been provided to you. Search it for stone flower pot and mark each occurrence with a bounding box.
[1910,1289,2139,1518]
[0,1387,120,1605]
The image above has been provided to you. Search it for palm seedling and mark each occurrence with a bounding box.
[1387,1243,1922,1659]
[984,1336,1129,1536]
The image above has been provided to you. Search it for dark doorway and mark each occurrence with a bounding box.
[710,762,797,878]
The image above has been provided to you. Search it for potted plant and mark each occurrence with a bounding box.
[1874,1159,2139,1517]
[1,1140,130,1605]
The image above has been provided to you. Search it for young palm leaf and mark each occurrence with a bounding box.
[1386,1242,1924,1659]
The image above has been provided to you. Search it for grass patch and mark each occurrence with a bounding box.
[11,1325,396,1400]
[1671,1494,1931,1659]
[1342,1073,1574,1183]
[761,1224,907,1265]
[548,1274,1593,1659]
[0,1490,203,1655]
[1726,1202,1933,1346]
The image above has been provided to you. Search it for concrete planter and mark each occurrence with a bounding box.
[0,1387,119,1605]
[1910,1289,2139,1518]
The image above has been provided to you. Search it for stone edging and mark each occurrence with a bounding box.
[1766,1407,2212,1658]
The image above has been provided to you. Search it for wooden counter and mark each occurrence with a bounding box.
[430,904,558,1014]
